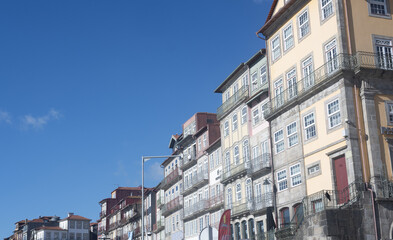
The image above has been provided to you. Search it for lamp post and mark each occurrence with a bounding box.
[141,155,181,240]
[263,178,278,230]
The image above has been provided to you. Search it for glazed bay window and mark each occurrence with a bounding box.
[241,106,247,124]
[375,38,393,70]
[327,99,341,128]
[271,35,281,61]
[287,68,297,99]
[304,112,316,140]
[369,0,388,15]
[283,24,294,51]
[290,163,302,186]
[253,108,260,125]
[232,113,238,131]
[274,129,284,153]
[287,122,298,147]
[321,0,334,19]
[224,121,229,137]
[260,65,267,86]
[302,56,314,89]
[277,169,288,191]
[298,10,310,38]
[325,39,338,73]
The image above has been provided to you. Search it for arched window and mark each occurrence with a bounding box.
[243,140,250,163]
[227,188,233,208]
[236,183,242,201]
[293,203,303,226]
[225,151,231,173]
[234,146,240,165]
[280,207,290,228]
[246,178,252,201]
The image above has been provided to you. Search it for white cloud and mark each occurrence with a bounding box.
[0,111,12,124]
[22,109,61,129]
[146,162,164,183]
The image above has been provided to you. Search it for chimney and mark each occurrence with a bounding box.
[68,213,74,217]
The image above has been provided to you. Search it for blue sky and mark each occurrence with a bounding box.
[0,0,270,237]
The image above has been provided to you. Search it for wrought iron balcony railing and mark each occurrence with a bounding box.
[161,167,181,190]
[184,199,209,220]
[252,192,274,214]
[183,170,208,195]
[221,159,250,184]
[217,85,249,120]
[247,154,271,177]
[231,201,254,218]
[353,51,393,70]
[250,81,269,98]
[162,196,183,217]
[209,194,224,210]
[181,153,197,170]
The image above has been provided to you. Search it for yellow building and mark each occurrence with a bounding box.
[257,0,393,239]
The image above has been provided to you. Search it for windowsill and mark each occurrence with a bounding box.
[369,13,392,20]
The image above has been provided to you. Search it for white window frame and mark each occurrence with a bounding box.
[203,134,207,147]
[304,112,316,140]
[260,64,267,86]
[375,38,393,70]
[274,78,283,107]
[242,74,249,87]
[198,138,202,151]
[283,24,294,51]
[241,106,247,125]
[224,90,230,102]
[261,101,268,120]
[287,122,298,147]
[286,68,297,99]
[277,169,288,191]
[232,113,238,131]
[369,0,388,16]
[321,0,334,20]
[271,35,281,61]
[251,72,258,91]
[252,108,260,126]
[298,10,310,39]
[325,39,338,73]
[274,129,284,154]
[290,163,302,187]
[224,121,229,137]
[327,99,341,128]
[302,56,314,89]
[308,164,320,175]
[234,145,240,165]
[236,183,242,201]
[386,102,393,125]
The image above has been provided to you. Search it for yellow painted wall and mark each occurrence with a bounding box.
[348,0,393,53]
[374,94,393,180]
[273,0,286,16]
[268,0,340,92]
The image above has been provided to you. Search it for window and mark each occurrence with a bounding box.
[286,68,297,99]
[241,106,247,125]
[236,183,242,201]
[375,38,393,69]
[241,220,248,239]
[253,108,260,126]
[83,234,88,240]
[274,129,284,153]
[203,134,207,147]
[234,146,240,165]
[277,169,288,191]
[242,74,249,87]
[246,179,252,201]
[369,0,388,15]
[283,24,294,51]
[298,10,310,38]
[199,217,204,232]
[272,35,281,61]
[274,79,283,107]
[215,148,220,166]
[198,138,202,151]
[308,164,320,175]
[287,122,298,147]
[304,112,316,140]
[290,164,302,186]
[224,121,229,137]
[251,72,258,91]
[261,102,268,119]
[327,99,341,128]
[225,151,231,173]
[302,56,314,88]
[224,90,230,102]
[386,102,393,124]
[321,0,334,19]
[232,114,238,131]
[280,208,290,227]
[248,219,255,240]
[70,233,75,240]
[227,188,233,208]
[325,39,338,73]
[260,65,267,86]
[210,154,214,170]
[312,198,324,213]
[243,140,250,163]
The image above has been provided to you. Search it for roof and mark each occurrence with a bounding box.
[35,226,66,231]
[257,0,296,36]
[61,215,91,221]
[214,63,245,93]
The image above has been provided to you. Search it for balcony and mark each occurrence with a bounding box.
[183,171,209,196]
[231,201,254,218]
[353,51,393,72]
[153,219,165,233]
[161,167,181,191]
[99,211,106,218]
[250,80,269,99]
[247,154,271,179]
[264,54,352,120]
[183,199,209,220]
[162,196,183,217]
[134,227,141,237]
[256,230,275,240]
[157,195,164,208]
[221,160,250,185]
[181,153,197,171]
[251,193,274,215]
[209,194,224,211]
[108,222,120,231]
[217,85,249,120]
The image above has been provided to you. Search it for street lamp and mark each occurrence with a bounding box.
[141,155,181,240]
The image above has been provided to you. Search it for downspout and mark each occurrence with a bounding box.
[367,187,379,240]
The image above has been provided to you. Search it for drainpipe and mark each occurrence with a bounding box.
[367,187,379,240]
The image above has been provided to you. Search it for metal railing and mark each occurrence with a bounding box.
[232,201,254,217]
[157,195,163,207]
[182,153,197,170]
[370,179,393,199]
[256,230,275,240]
[253,192,274,213]
[161,196,183,216]
[264,54,352,118]
[221,159,250,184]
[209,194,224,209]
[217,85,249,120]
[353,51,393,70]
[183,170,208,194]
[161,167,181,190]
[250,81,269,97]
[99,211,106,218]
[184,199,209,218]
[248,154,271,176]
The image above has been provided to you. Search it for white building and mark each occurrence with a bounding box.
[59,213,91,240]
